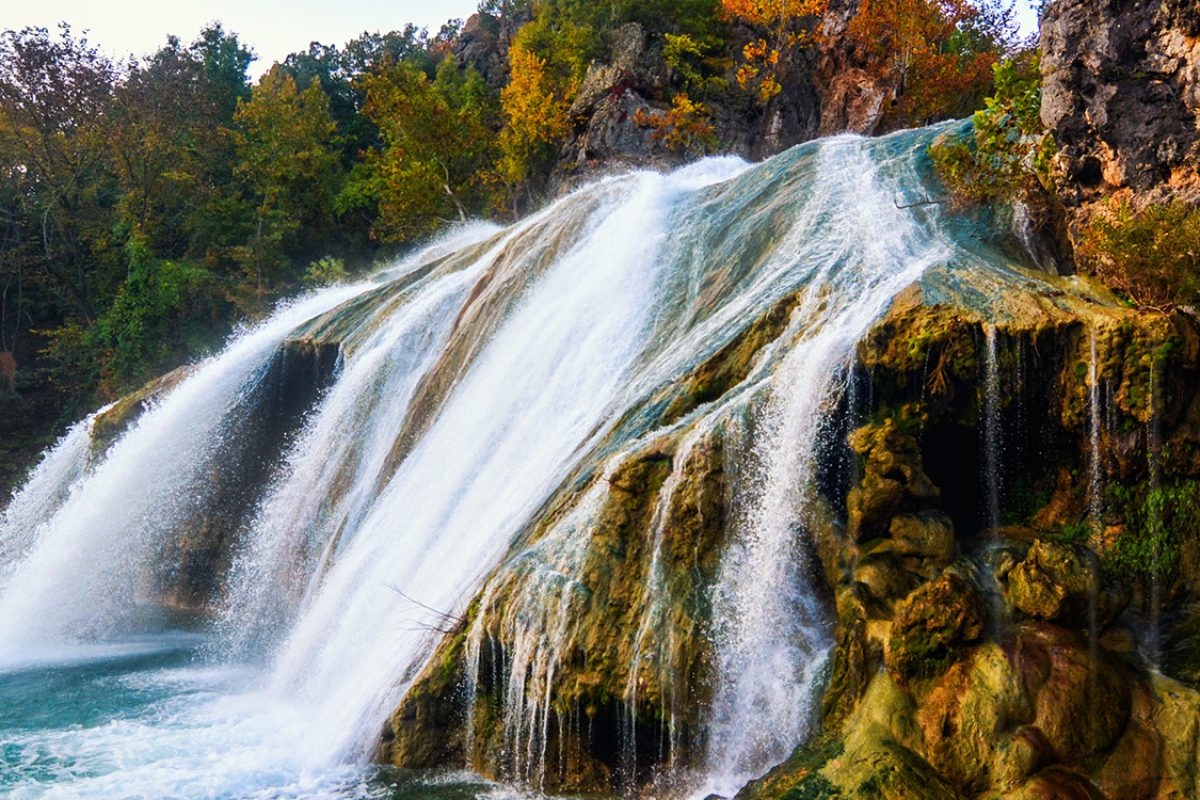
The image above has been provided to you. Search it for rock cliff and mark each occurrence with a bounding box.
[1041,0,1200,239]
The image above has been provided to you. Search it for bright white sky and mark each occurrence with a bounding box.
[2,0,481,78]
[4,0,1042,80]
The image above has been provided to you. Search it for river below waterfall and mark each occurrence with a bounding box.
[0,632,504,799]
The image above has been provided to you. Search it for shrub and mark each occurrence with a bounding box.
[1076,199,1200,309]
[634,93,717,153]
[930,54,1055,208]
[303,256,348,287]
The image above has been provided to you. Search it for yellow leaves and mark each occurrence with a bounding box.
[720,0,827,28]
[721,0,828,104]
[634,93,716,153]
[501,47,570,149]
[736,40,783,101]
[496,45,572,190]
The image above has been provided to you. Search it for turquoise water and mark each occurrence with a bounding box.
[0,633,496,799]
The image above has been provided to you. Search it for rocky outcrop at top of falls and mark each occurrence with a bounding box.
[1041,0,1200,248]
[450,1,895,194]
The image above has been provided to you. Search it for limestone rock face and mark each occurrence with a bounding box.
[557,23,674,180]
[1041,0,1200,210]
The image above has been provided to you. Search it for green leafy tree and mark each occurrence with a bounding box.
[92,236,219,392]
[353,58,497,243]
[0,25,117,325]
[930,54,1054,206]
[233,66,342,300]
[110,37,225,258]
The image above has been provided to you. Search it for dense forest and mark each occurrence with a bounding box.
[1,0,1189,496]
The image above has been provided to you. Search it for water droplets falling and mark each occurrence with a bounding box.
[1086,326,1104,668]
[981,324,1003,533]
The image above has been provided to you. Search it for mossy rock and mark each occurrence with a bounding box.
[885,572,986,684]
[90,364,193,453]
[1008,624,1131,764]
[888,512,956,568]
[1005,539,1128,627]
[916,642,1035,793]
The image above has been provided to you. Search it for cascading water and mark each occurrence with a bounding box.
[1,123,1021,799]
[0,285,371,660]
[699,135,951,796]
[0,414,96,581]
[1087,326,1104,665]
[981,323,1003,534]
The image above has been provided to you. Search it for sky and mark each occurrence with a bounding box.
[4,0,1042,80]
[2,0,481,78]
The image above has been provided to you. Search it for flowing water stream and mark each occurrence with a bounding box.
[2,124,1004,799]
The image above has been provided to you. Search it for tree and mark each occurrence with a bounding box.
[722,0,829,102]
[109,37,220,257]
[354,58,497,243]
[191,23,254,120]
[92,235,218,392]
[848,0,1019,125]
[496,46,571,212]
[233,66,342,298]
[0,25,118,327]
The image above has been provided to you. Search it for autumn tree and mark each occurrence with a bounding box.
[635,94,717,154]
[233,65,342,298]
[721,0,829,102]
[495,46,572,213]
[848,0,1019,125]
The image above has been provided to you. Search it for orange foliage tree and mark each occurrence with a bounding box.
[721,0,830,102]
[848,0,1017,125]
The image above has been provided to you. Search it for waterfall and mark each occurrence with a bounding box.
[0,414,96,581]
[1,124,988,799]
[981,324,1003,532]
[1086,326,1104,664]
[1146,358,1164,666]
[0,285,371,661]
[699,134,950,797]
[623,428,705,779]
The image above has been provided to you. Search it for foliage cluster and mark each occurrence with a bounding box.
[930,54,1054,207]
[721,0,830,102]
[1105,480,1200,581]
[849,0,1021,126]
[1076,200,1200,309]
[634,94,718,154]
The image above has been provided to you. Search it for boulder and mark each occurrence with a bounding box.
[1005,539,1128,627]
[885,572,986,684]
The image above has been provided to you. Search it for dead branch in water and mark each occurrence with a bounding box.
[386,583,464,634]
[895,195,947,209]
